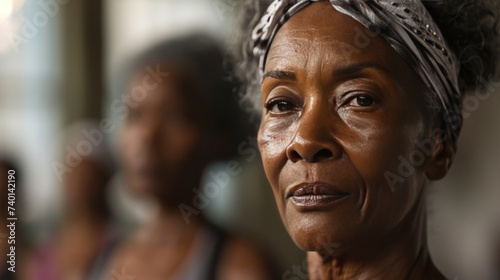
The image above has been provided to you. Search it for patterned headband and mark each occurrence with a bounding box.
[252,0,462,144]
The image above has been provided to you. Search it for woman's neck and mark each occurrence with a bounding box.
[127,205,205,254]
[140,205,204,237]
[307,194,444,280]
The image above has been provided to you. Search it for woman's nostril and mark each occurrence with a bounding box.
[289,150,302,162]
[288,146,335,163]
[314,148,334,161]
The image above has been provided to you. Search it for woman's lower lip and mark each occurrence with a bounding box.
[289,194,349,210]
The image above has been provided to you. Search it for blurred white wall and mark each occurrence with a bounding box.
[429,82,500,280]
[0,0,62,229]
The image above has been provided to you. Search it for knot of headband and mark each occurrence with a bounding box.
[252,0,462,144]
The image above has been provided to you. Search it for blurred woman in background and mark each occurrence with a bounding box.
[101,34,276,280]
[27,122,116,280]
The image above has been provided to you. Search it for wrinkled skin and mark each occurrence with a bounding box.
[258,3,453,279]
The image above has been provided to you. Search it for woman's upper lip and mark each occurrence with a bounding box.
[286,182,349,199]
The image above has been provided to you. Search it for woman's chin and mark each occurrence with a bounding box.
[287,210,400,258]
[284,198,361,247]
[286,214,358,254]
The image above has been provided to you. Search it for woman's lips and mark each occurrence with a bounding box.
[287,182,350,210]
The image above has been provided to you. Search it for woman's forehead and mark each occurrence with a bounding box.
[265,3,404,78]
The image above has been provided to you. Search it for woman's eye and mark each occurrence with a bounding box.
[265,100,296,114]
[347,95,375,107]
[127,108,141,122]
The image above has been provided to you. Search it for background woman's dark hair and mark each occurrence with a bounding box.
[229,0,500,120]
[118,34,249,159]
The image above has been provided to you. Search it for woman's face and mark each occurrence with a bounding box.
[120,66,204,205]
[258,3,447,252]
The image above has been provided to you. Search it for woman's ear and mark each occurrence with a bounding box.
[425,131,455,181]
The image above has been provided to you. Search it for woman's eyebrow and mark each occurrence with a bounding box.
[333,62,392,78]
[262,63,393,85]
[262,70,296,83]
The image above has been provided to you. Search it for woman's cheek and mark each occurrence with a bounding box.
[259,116,296,155]
[348,126,423,218]
[258,117,297,184]
[120,128,138,167]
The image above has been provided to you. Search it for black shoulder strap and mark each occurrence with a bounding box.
[207,224,228,280]
[87,233,122,280]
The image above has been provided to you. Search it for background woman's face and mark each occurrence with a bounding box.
[120,66,204,205]
[258,3,440,252]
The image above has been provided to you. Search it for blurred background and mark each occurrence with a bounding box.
[0,0,498,279]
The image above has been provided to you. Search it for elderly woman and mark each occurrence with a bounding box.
[234,0,500,279]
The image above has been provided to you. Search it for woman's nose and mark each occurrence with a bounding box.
[141,118,163,147]
[285,105,342,163]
